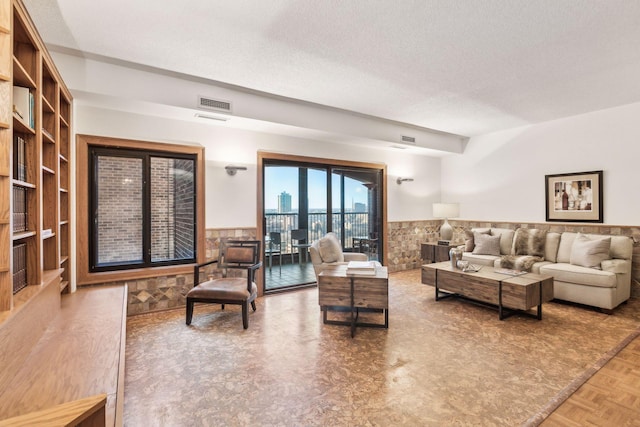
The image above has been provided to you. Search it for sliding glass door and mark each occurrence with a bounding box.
[263,159,383,292]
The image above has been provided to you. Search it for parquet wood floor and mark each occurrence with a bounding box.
[541,336,640,426]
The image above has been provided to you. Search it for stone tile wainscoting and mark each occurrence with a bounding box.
[386,220,441,273]
[118,221,639,315]
[125,228,256,315]
[448,220,640,298]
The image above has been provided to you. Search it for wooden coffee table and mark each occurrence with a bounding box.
[422,262,553,320]
[318,264,388,337]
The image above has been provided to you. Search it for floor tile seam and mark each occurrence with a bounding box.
[521,327,640,427]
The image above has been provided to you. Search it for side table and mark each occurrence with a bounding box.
[421,241,457,263]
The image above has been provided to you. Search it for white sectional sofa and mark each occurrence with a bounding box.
[461,228,633,312]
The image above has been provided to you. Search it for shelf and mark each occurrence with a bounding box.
[60,220,69,226]
[59,115,69,127]
[0,120,8,129]
[42,165,55,175]
[60,187,68,193]
[13,231,36,241]
[12,179,35,189]
[59,154,68,163]
[42,95,54,113]
[12,56,36,89]
[42,232,55,240]
[59,280,69,292]
[60,256,69,264]
[0,218,9,225]
[42,128,55,143]
[13,112,35,134]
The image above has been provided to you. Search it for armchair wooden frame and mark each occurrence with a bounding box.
[186,240,262,329]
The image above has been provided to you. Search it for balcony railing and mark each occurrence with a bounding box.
[265,212,370,256]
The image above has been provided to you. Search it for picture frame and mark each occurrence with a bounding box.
[545,170,603,223]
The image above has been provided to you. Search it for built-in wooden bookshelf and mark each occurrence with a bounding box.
[0,0,72,312]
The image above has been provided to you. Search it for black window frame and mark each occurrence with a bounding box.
[88,145,197,272]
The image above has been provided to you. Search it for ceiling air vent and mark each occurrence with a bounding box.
[198,95,232,113]
[401,135,416,144]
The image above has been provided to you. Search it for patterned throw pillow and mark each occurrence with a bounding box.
[512,228,547,257]
[472,233,501,256]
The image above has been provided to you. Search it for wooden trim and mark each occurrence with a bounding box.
[0,394,107,427]
[256,151,388,295]
[76,134,205,286]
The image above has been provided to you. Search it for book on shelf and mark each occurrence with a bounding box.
[12,186,27,233]
[13,86,33,129]
[13,135,26,182]
[346,260,377,275]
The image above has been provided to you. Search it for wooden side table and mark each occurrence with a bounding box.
[421,242,457,263]
[318,265,389,337]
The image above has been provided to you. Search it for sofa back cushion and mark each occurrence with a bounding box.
[317,232,344,263]
[511,228,547,257]
[490,228,515,255]
[558,232,633,263]
[557,232,577,263]
[544,232,561,262]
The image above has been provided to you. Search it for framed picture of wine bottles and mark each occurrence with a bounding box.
[545,170,603,223]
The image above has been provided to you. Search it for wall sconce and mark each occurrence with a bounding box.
[396,177,414,184]
[225,165,247,176]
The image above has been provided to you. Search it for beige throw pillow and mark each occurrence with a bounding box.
[318,232,344,263]
[472,233,501,256]
[569,233,611,268]
[464,229,490,252]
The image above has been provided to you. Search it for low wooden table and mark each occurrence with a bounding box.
[422,262,554,320]
[318,264,389,337]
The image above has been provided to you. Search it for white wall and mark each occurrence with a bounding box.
[442,101,640,225]
[75,106,442,228]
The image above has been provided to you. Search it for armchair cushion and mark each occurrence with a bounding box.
[318,232,344,263]
[187,278,257,300]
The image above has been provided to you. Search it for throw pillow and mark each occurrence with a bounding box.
[464,228,490,252]
[512,228,547,257]
[472,233,501,256]
[318,232,344,263]
[569,233,611,268]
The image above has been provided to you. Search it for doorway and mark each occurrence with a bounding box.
[260,154,385,293]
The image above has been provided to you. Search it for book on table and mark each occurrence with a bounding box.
[346,260,377,275]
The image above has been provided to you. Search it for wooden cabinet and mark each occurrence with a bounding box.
[421,242,455,264]
[0,0,72,312]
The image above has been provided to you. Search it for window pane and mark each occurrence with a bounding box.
[151,157,195,262]
[96,156,143,265]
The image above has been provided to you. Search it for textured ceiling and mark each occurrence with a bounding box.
[23,0,640,137]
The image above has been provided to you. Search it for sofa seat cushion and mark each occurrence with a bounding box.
[462,252,500,266]
[539,263,617,288]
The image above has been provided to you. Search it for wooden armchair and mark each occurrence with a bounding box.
[186,240,262,329]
